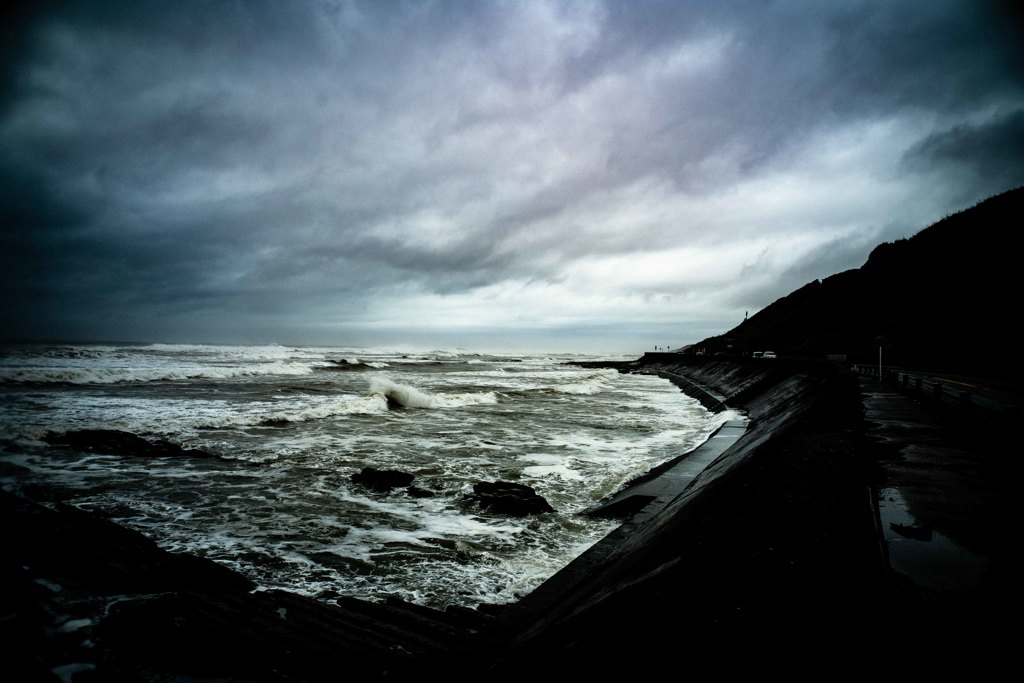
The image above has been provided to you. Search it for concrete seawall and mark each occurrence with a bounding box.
[478,353,883,673]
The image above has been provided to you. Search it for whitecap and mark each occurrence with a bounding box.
[549,369,619,395]
[368,377,498,409]
[192,394,390,428]
[522,464,584,481]
[0,361,314,385]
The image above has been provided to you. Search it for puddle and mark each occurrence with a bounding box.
[877,487,991,593]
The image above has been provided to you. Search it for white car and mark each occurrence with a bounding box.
[763,351,777,359]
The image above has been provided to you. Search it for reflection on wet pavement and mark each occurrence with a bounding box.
[877,487,991,594]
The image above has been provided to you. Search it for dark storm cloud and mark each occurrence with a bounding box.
[903,109,1024,189]
[596,1,1024,185]
[2,1,1023,349]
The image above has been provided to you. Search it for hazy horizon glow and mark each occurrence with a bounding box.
[3,1,1023,354]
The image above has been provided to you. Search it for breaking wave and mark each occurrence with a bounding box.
[549,369,619,395]
[368,378,498,409]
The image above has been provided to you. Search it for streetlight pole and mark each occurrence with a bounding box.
[875,335,886,380]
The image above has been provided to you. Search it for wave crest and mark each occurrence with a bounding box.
[368,378,498,409]
[550,369,619,395]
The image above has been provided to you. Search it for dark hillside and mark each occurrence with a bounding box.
[696,186,1023,387]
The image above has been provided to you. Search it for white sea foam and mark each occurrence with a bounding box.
[550,369,619,395]
[368,377,498,409]
[263,394,389,423]
[521,464,584,481]
[716,408,748,423]
[1,392,390,438]
[0,361,315,385]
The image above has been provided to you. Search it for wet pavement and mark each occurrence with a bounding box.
[859,375,1012,650]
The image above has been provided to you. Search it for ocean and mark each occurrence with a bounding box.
[0,343,728,609]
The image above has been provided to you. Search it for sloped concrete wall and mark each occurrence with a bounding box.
[494,354,846,653]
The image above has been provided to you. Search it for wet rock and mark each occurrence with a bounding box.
[42,429,215,459]
[351,467,415,492]
[407,486,435,498]
[466,481,555,516]
[323,359,371,371]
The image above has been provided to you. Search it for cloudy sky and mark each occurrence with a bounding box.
[3,1,1023,353]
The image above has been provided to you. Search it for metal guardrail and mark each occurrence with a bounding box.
[852,364,1018,419]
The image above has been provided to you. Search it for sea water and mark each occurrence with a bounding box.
[0,343,727,608]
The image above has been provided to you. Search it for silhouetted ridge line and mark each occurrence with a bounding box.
[694,186,1023,388]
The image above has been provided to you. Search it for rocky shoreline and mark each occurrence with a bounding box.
[2,354,1007,680]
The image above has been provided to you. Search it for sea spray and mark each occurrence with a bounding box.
[368,377,499,409]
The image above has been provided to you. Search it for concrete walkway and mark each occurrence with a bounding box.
[859,375,1011,653]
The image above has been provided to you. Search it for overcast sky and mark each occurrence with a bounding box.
[2,1,1023,353]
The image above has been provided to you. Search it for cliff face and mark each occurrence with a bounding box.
[696,187,1022,386]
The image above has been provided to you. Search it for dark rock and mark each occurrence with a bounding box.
[466,481,555,516]
[42,429,215,459]
[2,490,461,681]
[351,467,415,492]
[322,359,371,371]
[1,490,256,597]
[407,486,435,498]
